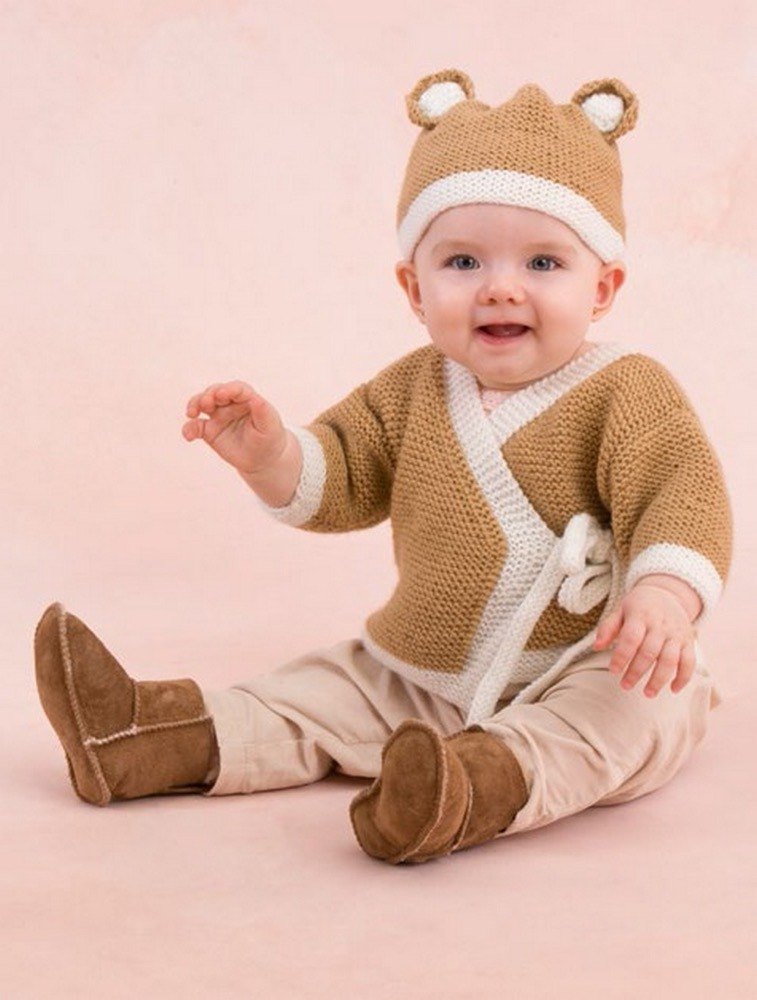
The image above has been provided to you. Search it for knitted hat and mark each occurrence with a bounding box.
[397,69,639,263]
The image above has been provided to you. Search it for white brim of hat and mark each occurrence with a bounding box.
[397,169,625,263]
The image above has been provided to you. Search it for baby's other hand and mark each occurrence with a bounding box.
[182,380,288,475]
[591,583,698,698]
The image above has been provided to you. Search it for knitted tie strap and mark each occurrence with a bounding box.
[465,512,620,725]
[555,512,617,615]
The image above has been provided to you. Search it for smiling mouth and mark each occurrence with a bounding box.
[476,324,531,339]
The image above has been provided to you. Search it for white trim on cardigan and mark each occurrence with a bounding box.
[360,624,571,700]
[484,342,633,441]
[256,341,723,717]
[364,342,637,717]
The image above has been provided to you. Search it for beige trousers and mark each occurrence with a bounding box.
[201,640,721,836]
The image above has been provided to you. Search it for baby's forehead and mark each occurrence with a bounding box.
[414,205,596,266]
[425,203,580,244]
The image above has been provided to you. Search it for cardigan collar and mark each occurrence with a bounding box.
[444,340,638,446]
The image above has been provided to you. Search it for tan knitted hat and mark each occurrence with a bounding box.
[397,69,639,263]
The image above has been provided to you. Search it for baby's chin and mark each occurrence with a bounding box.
[466,340,597,392]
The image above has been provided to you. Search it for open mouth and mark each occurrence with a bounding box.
[476,324,531,343]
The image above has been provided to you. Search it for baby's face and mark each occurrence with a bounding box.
[395,204,626,391]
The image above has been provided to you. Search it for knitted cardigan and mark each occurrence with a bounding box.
[256,341,732,724]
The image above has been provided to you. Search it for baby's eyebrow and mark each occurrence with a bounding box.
[522,241,577,257]
[432,238,577,258]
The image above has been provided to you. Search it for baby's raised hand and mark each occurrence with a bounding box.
[592,583,697,698]
[182,380,288,475]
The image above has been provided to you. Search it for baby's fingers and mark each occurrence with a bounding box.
[214,381,256,406]
[186,383,225,418]
[642,639,681,697]
[617,629,665,690]
[182,417,205,441]
[186,381,261,418]
[606,620,645,677]
[593,605,623,650]
[670,642,697,693]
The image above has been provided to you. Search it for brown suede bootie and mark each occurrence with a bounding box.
[34,602,219,806]
[349,718,528,864]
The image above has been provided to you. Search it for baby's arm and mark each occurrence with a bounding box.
[595,395,733,696]
[245,352,424,533]
[183,370,397,532]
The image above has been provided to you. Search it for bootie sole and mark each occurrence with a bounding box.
[349,719,473,864]
[34,603,116,805]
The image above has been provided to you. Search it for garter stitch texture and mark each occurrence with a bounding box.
[396,69,638,262]
[252,70,730,722]
[256,343,733,723]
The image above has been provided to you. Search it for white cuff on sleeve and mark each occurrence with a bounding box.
[624,543,723,627]
[254,426,327,527]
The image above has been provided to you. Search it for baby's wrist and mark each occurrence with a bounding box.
[631,574,702,623]
[237,430,302,507]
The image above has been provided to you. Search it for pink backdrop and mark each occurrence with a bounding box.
[3,3,755,997]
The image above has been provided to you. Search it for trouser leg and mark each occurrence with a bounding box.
[474,647,719,836]
[200,638,465,796]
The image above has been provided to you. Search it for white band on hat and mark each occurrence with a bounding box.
[397,169,625,263]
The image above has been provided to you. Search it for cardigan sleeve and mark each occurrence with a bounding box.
[253,377,396,533]
[597,402,733,627]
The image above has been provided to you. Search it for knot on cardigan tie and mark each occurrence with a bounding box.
[556,513,616,616]
[463,511,623,726]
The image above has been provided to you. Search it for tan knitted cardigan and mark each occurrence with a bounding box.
[257,341,732,723]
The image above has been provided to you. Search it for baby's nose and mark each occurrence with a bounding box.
[476,271,526,303]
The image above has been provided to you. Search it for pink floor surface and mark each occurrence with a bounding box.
[3,618,756,999]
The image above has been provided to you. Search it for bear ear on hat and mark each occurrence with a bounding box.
[571,78,639,143]
[406,68,475,129]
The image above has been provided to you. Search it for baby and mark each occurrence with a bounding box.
[34,69,733,864]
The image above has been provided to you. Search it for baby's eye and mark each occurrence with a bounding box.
[529,255,561,271]
[445,254,479,270]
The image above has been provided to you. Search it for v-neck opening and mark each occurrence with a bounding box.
[474,342,606,420]
[445,340,638,467]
